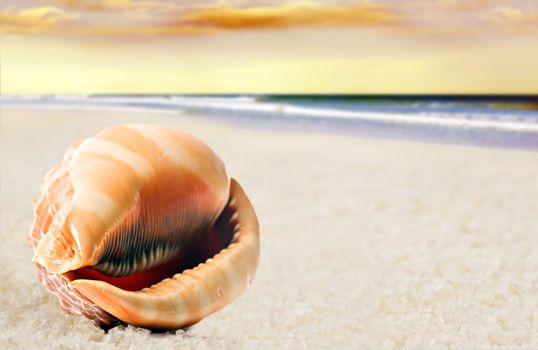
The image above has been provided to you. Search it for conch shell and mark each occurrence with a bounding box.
[28,124,260,330]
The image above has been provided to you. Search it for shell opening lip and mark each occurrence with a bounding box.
[63,210,236,292]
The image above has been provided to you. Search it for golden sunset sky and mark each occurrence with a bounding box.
[1,0,537,94]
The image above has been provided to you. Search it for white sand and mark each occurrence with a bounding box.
[1,106,538,349]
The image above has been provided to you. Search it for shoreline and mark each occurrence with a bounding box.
[3,103,538,153]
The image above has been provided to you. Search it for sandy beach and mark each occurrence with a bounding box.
[1,105,538,349]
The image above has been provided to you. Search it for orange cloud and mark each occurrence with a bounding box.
[485,6,538,33]
[181,1,403,30]
[3,0,536,38]
[0,6,76,34]
[0,1,404,37]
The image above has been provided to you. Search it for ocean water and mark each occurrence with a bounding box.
[3,94,538,150]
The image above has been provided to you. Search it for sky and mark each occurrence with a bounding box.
[1,0,537,94]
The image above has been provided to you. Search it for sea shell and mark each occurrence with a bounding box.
[28,124,260,330]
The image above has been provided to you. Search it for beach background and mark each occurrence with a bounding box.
[2,0,538,348]
[1,98,538,348]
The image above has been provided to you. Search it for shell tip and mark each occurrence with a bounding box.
[32,230,82,274]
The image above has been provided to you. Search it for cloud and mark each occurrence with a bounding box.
[3,0,536,38]
[1,1,404,37]
[485,6,538,33]
[72,24,215,37]
[181,1,403,30]
[51,0,186,14]
[52,0,107,11]
[407,0,493,11]
[0,6,76,34]
[397,0,536,39]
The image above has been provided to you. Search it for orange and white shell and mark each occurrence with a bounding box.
[28,124,260,330]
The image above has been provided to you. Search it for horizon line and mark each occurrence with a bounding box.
[3,93,538,101]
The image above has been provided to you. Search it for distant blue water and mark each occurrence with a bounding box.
[2,94,538,150]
